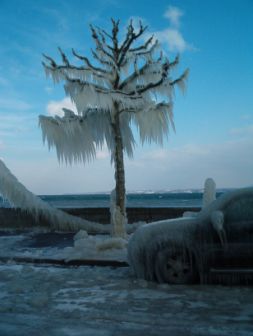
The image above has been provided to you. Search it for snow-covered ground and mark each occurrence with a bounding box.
[0,231,252,335]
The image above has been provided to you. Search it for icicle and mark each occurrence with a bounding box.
[132,102,173,145]
[39,109,116,165]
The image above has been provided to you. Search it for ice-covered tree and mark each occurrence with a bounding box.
[39,19,188,237]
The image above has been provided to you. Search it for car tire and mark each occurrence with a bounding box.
[154,246,198,284]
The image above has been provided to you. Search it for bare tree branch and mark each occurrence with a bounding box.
[89,25,116,65]
[65,75,143,99]
[100,27,113,41]
[94,26,115,54]
[119,53,180,91]
[42,53,57,68]
[128,61,169,94]
[134,66,188,95]
[91,49,112,68]
[129,35,154,52]
[111,18,120,52]
[43,62,109,83]
[58,47,70,66]
[166,54,180,69]
[118,20,148,66]
[72,48,108,74]
[133,39,159,57]
[43,48,112,82]
[119,61,150,90]
[169,68,189,87]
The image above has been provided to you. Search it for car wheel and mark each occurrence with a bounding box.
[155,247,197,284]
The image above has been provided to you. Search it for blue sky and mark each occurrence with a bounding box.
[0,0,252,194]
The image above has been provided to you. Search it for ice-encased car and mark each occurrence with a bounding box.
[128,187,253,284]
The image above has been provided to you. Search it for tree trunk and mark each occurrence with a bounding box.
[110,112,127,237]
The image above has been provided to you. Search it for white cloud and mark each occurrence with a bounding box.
[153,5,193,53]
[164,6,183,28]
[46,97,77,117]
[126,8,192,53]
[155,28,188,53]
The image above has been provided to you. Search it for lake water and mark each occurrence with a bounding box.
[0,191,226,208]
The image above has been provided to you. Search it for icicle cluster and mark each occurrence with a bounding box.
[40,107,136,164]
[39,108,109,164]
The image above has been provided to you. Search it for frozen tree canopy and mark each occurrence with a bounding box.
[39,19,188,237]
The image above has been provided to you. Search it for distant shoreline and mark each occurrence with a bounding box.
[37,192,212,209]
[0,190,227,209]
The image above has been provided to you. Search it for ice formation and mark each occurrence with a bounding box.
[183,177,217,218]
[95,237,127,251]
[61,230,128,261]
[202,178,216,208]
[128,217,196,281]
[110,188,127,237]
[210,210,227,246]
[0,159,110,233]
[128,186,253,283]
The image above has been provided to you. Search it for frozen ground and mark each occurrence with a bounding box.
[0,263,253,336]
[0,231,253,335]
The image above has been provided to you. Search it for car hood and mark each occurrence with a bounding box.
[129,216,198,252]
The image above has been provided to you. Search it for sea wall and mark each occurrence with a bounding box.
[0,207,201,229]
[66,207,201,224]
